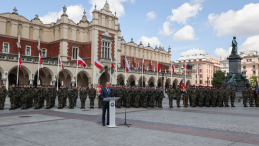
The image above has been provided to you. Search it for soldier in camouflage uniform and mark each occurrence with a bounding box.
[242,87,248,107]
[125,86,132,108]
[20,84,28,110]
[211,87,217,107]
[141,87,147,108]
[230,87,235,107]
[68,87,74,109]
[80,86,87,109]
[0,84,7,110]
[167,85,175,108]
[134,86,140,108]
[57,86,64,109]
[191,86,197,107]
[199,87,205,107]
[223,87,229,107]
[249,87,254,107]
[186,86,191,106]
[117,85,123,108]
[218,87,224,107]
[89,84,96,109]
[149,87,156,108]
[175,85,182,108]
[254,88,259,107]
[45,86,52,109]
[158,87,164,108]
[8,84,16,110]
[205,87,210,107]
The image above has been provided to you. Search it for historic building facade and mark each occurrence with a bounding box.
[240,50,259,79]
[0,3,193,88]
[174,54,220,86]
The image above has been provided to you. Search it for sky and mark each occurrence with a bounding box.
[1,0,259,61]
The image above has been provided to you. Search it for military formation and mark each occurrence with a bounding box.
[167,85,237,108]
[108,84,164,109]
[1,82,259,110]
[242,87,259,107]
[0,83,97,110]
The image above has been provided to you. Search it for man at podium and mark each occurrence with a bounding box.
[100,82,115,126]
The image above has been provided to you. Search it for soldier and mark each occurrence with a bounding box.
[112,85,118,107]
[175,85,181,108]
[134,86,140,108]
[8,84,16,110]
[40,85,45,108]
[230,87,236,107]
[249,87,254,107]
[89,84,96,109]
[131,86,135,107]
[254,88,258,107]
[167,85,175,108]
[116,85,122,108]
[242,87,248,107]
[125,86,132,108]
[223,87,229,107]
[205,87,210,107]
[52,86,57,108]
[80,86,87,109]
[33,85,40,109]
[158,87,164,108]
[149,87,156,108]
[186,86,191,106]
[27,84,33,108]
[63,86,68,108]
[218,87,224,107]
[198,87,204,107]
[57,86,64,109]
[0,84,7,110]
[191,86,197,107]
[211,87,217,107]
[20,84,28,110]
[68,87,74,109]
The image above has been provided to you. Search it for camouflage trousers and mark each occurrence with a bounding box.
[10,96,17,109]
[80,96,86,108]
[0,96,6,109]
[169,95,173,107]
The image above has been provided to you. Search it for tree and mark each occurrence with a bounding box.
[212,70,225,87]
[250,76,259,88]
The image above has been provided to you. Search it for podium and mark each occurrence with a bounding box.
[103,97,121,128]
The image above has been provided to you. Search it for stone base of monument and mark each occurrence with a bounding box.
[222,55,250,99]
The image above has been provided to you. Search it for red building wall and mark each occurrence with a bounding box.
[67,42,91,64]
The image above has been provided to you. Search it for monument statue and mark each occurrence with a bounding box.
[227,74,237,85]
[231,36,238,56]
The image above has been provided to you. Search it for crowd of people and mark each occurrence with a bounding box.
[0,83,258,110]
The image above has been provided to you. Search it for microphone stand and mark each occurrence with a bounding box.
[119,107,131,128]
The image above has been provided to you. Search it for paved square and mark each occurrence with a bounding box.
[0,97,259,146]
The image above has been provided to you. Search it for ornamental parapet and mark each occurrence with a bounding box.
[0,53,91,68]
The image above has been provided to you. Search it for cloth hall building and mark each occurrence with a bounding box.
[0,2,193,88]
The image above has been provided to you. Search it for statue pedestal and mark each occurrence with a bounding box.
[228,55,242,73]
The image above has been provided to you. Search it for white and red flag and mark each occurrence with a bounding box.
[59,55,64,70]
[172,64,175,75]
[186,64,189,75]
[125,57,130,72]
[78,56,87,67]
[39,53,43,70]
[181,78,187,90]
[18,53,22,70]
[94,58,103,70]
[111,58,115,72]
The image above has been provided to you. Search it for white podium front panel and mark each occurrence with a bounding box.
[105,97,120,128]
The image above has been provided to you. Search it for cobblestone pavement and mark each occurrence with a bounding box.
[0,97,259,146]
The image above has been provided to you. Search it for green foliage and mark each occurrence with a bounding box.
[250,76,259,88]
[212,70,226,87]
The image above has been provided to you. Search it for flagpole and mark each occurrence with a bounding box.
[116,55,118,84]
[142,58,143,87]
[110,59,112,83]
[57,55,59,91]
[76,56,78,88]
[197,60,199,86]
[125,56,126,85]
[17,52,20,85]
[171,62,172,85]
[157,61,158,87]
[93,58,95,87]
[37,53,40,85]
[185,61,186,87]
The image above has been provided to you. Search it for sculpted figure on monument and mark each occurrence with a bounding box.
[231,36,238,56]
[227,74,237,85]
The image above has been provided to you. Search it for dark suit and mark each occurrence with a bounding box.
[100,87,114,125]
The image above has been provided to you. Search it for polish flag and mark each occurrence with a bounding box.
[158,63,161,74]
[181,78,187,90]
[142,59,145,74]
[59,55,64,70]
[78,56,86,67]
[18,53,22,70]
[111,58,115,72]
[94,58,103,70]
[172,64,175,74]
[125,57,130,72]
[39,53,43,70]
